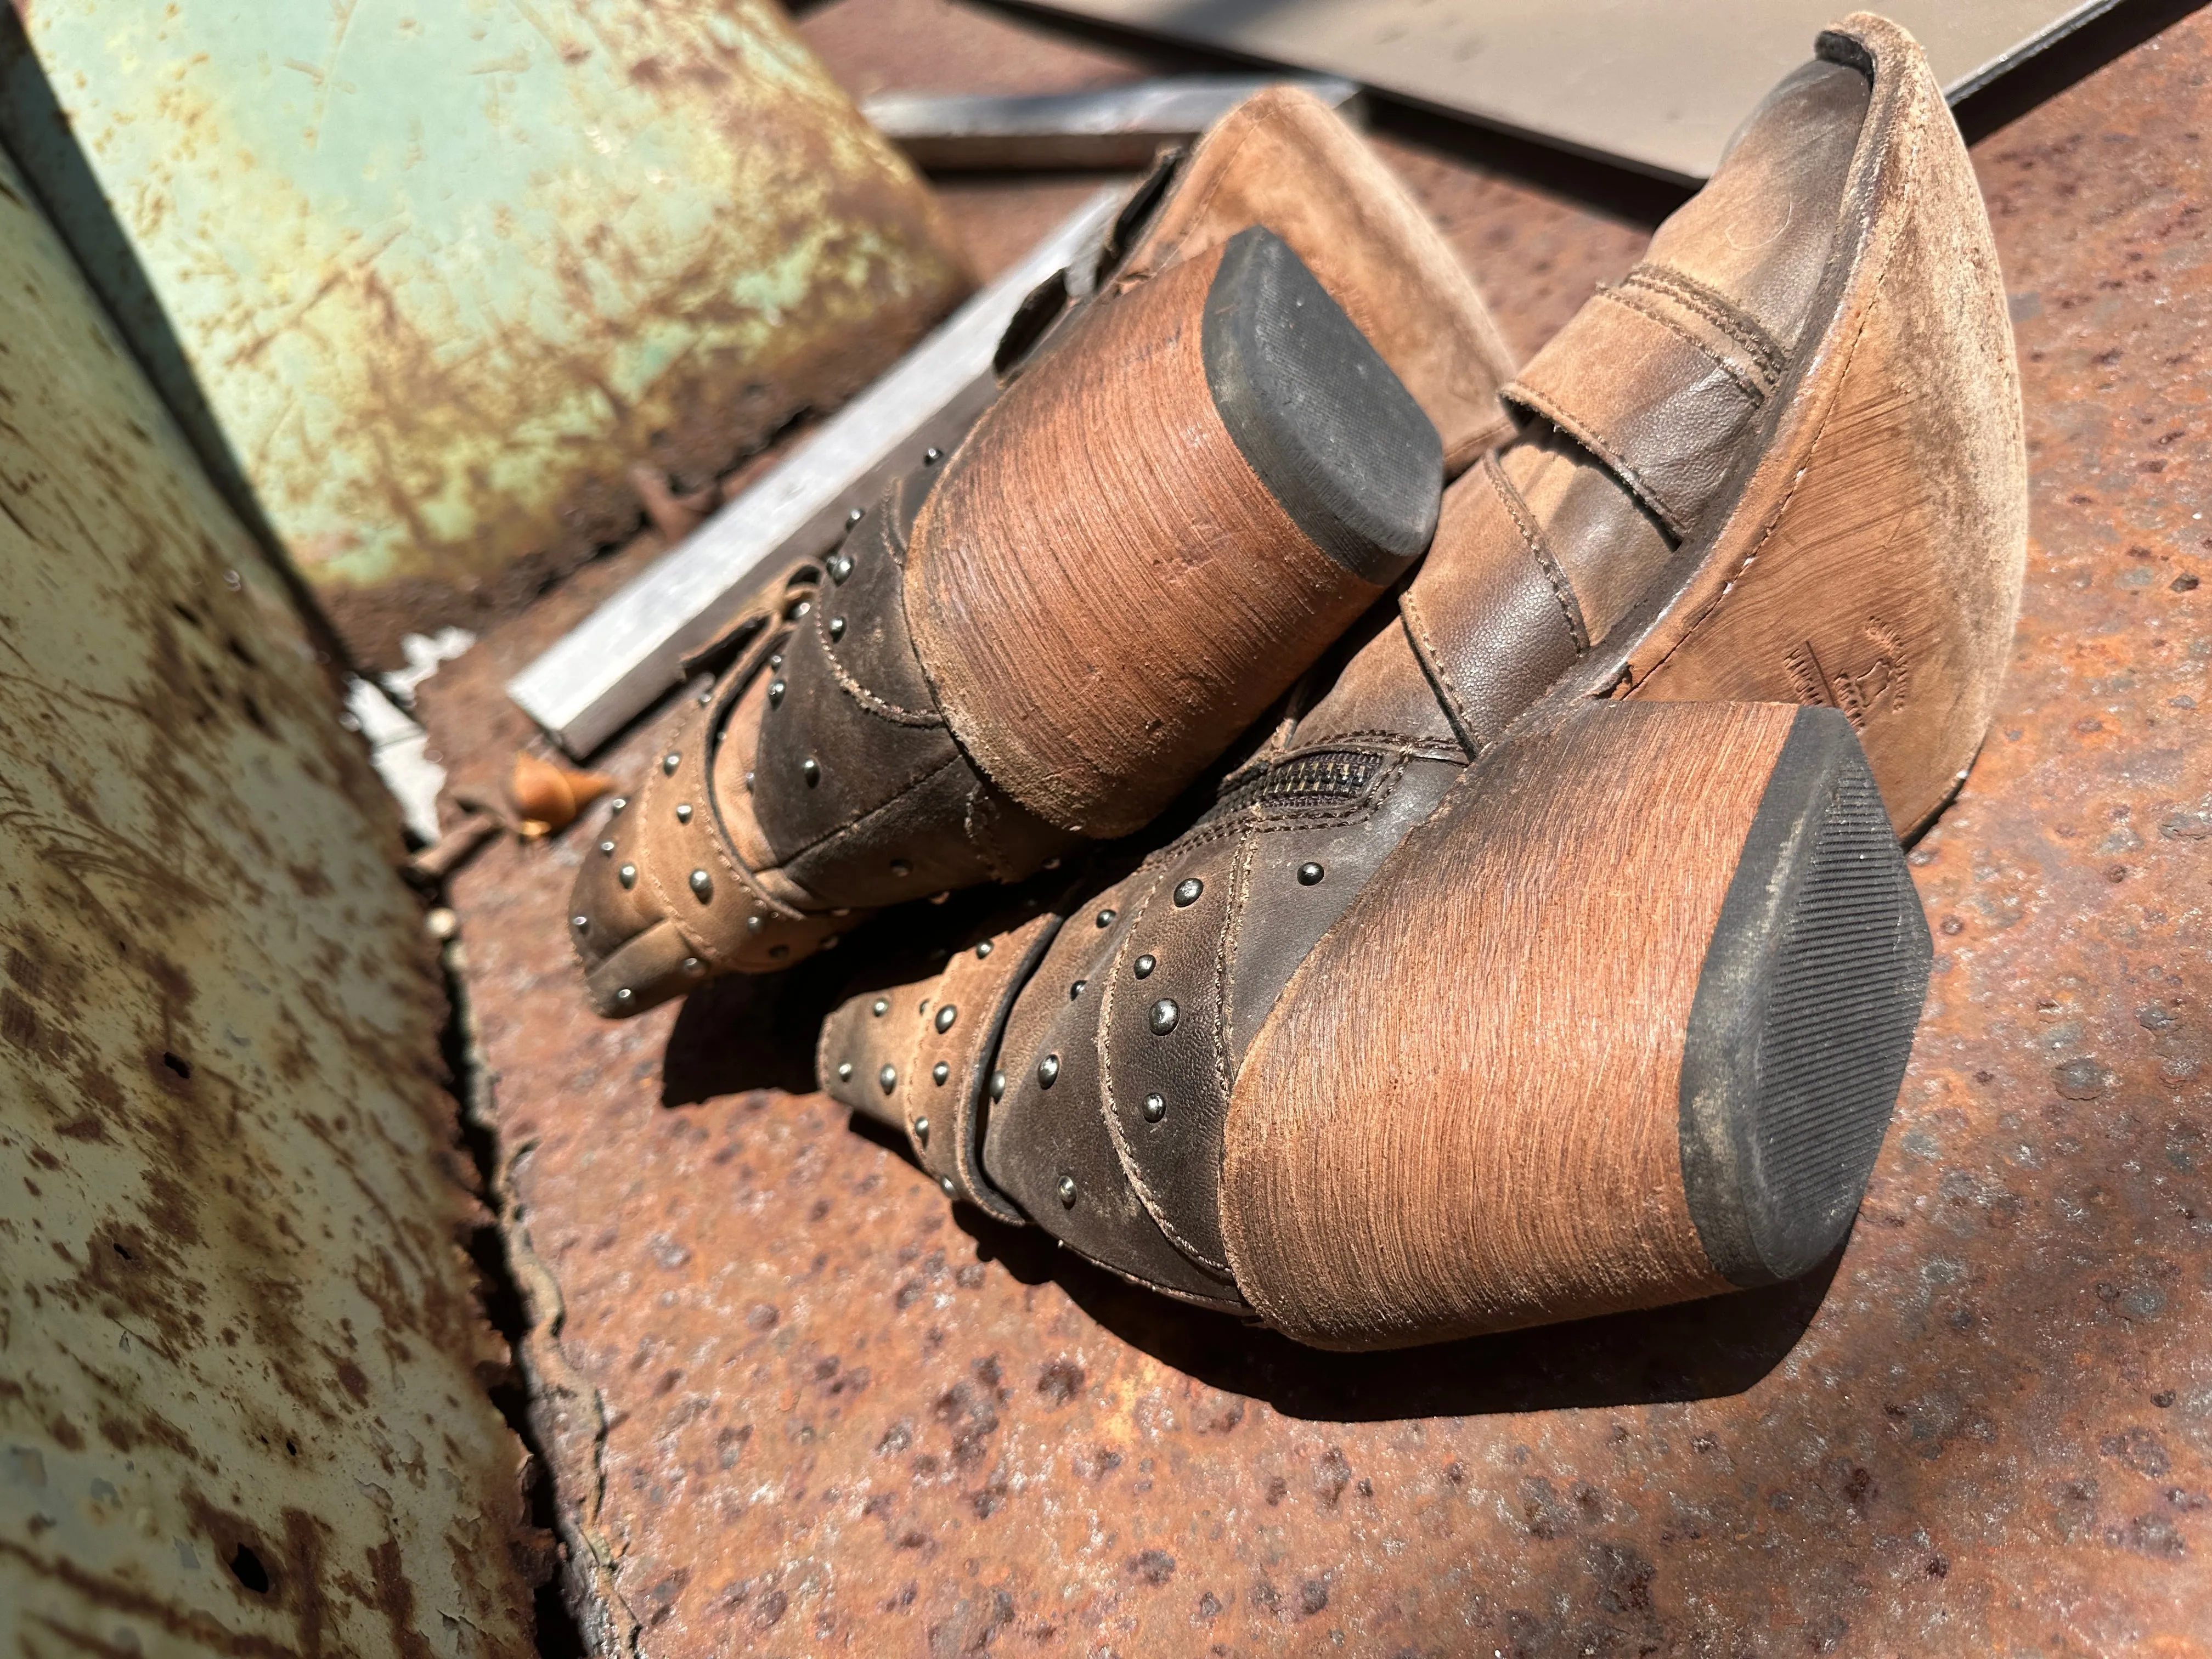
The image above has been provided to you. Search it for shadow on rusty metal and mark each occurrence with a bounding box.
[657,912,1835,1420]
[940,1170,1842,1421]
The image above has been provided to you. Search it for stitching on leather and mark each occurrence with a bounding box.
[1398,589,1479,741]
[1221,832,1256,1079]
[724,847,800,916]
[812,596,945,727]
[679,853,804,968]
[1215,829,1256,1099]
[1484,453,1591,652]
[1500,373,1685,538]
[1091,872,1148,1152]
[1093,871,1232,1273]
[1631,264,1787,374]
[1597,285,1774,403]
[957,915,1056,1224]
[1139,752,1411,865]
[1240,752,1411,837]
[1115,876,1238,1283]
[1285,733,1465,764]
[1623,264,1787,382]
[902,939,1028,1223]
[1277,727,1444,752]
[1630,76,1928,690]
[1092,741,1423,1283]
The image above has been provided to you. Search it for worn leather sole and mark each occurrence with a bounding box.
[816,13,2023,1347]
[1590,19,2029,836]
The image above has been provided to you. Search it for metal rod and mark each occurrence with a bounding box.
[506,184,1126,759]
[862,76,1360,170]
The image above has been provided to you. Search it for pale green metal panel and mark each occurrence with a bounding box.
[0,143,537,1656]
[16,0,970,665]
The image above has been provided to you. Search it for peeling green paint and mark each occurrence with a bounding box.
[18,0,970,664]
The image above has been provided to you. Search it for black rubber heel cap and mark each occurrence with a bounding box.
[1679,706,1932,1286]
[1200,225,1442,584]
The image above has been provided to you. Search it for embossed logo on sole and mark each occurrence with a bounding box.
[1785,618,1909,728]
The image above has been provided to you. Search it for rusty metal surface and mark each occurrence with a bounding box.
[801,0,1160,283]
[11,0,972,668]
[428,5,2212,1651]
[0,146,537,1656]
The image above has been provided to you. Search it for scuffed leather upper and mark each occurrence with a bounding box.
[741,466,1079,909]
[569,84,1513,1014]
[821,33,1989,1312]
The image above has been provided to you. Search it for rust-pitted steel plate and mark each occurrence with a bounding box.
[0,146,536,1657]
[431,6,2212,1650]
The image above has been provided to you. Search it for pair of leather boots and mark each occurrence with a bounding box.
[569,13,2026,1352]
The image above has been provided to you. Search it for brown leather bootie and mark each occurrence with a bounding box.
[569,89,1517,1017]
[818,14,2027,1347]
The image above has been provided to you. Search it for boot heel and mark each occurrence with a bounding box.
[1218,699,1931,1349]
[907,225,1441,840]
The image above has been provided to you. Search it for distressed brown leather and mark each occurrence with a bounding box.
[741,467,1074,906]
[1505,269,1779,538]
[569,563,857,1018]
[815,16,2029,1346]
[1117,83,1518,473]
[573,222,1440,1013]
[1399,456,1588,752]
[1619,14,2029,837]
[569,83,1519,1015]
[817,910,1061,1222]
[1494,427,1671,651]
[979,888,1245,1310]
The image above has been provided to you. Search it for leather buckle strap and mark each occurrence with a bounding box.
[679,557,820,681]
[1504,262,1780,538]
[1399,456,1586,754]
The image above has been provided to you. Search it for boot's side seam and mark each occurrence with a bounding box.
[811,602,945,727]
[1399,594,1478,741]
[1622,264,1788,383]
[1598,284,1776,402]
[1094,873,1235,1274]
[1483,452,1590,651]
